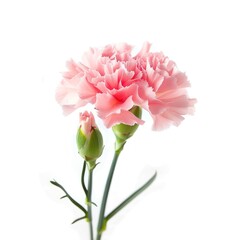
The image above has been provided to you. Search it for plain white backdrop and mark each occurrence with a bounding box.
[0,0,240,239]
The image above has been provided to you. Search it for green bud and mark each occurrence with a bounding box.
[76,112,104,169]
[112,106,142,152]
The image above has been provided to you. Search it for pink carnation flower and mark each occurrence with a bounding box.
[56,42,196,130]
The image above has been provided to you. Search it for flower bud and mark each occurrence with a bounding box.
[76,111,103,169]
[112,106,142,152]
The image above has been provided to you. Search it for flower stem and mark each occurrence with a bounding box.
[81,161,88,196]
[96,149,122,240]
[87,168,94,240]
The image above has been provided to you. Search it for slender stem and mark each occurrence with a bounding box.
[87,168,94,240]
[81,161,88,196]
[96,150,121,240]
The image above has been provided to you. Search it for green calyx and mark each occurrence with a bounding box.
[112,106,142,152]
[76,127,103,169]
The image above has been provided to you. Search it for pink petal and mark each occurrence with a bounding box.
[103,110,145,128]
[63,59,85,79]
[78,75,99,101]
[79,111,96,137]
[146,67,164,91]
[115,43,133,53]
[151,112,183,131]
[135,41,152,58]
[95,93,134,118]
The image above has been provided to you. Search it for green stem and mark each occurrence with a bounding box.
[81,161,88,196]
[96,150,121,240]
[87,168,94,240]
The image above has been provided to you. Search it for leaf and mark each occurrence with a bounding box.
[105,171,157,221]
[50,180,87,215]
[90,201,97,207]
[71,216,86,224]
[86,200,97,207]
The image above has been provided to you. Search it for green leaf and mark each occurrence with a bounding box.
[90,201,97,207]
[105,171,157,222]
[86,200,97,207]
[50,180,87,215]
[71,216,86,224]
[60,195,67,199]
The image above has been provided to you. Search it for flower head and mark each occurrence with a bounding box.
[56,42,196,130]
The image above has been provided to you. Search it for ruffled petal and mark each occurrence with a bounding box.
[95,93,134,119]
[135,41,151,58]
[103,110,145,128]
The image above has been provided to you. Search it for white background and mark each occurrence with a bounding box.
[0,0,240,239]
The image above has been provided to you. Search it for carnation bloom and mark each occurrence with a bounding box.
[56,42,196,130]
